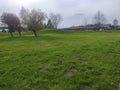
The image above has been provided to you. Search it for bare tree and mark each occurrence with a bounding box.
[1,12,21,37]
[29,9,46,36]
[20,7,46,36]
[50,13,62,29]
[20,7,30,26]
[113,19,118,30]
[93,10,106,30]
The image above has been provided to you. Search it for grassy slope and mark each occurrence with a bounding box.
[0,30,120,90]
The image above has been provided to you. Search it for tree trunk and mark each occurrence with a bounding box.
[33,30,37,37]
[9,32,13,37]
[18,31,22,37]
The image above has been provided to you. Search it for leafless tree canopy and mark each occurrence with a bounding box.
[20,7,46,36]
[93,10,106,25]
[20,7,30,25]
[113,19,118,26]
[50,13,62,29]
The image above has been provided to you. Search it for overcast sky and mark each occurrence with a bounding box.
[0,0,119,27]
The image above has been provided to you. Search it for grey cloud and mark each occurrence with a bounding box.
[0,0,119,28]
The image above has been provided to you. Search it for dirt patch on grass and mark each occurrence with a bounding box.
[84,85,92,90]
[0,85,5,90]
[118,83,120,90]
[64,71,72,77]
[0,87,3,90]
[40,66,48,72]
[31,83,37,89]
[81,84,92,90]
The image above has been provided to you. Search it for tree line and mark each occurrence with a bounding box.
[93,10,119,30]
[0,7,62,37]
[0,9,119,37]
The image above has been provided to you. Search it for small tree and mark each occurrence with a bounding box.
[20,7,46,36]
[50,13,62,29]
[113,19,118,30]
[1,12,21,37]
[93,10,106,30]
[20,7,30,26]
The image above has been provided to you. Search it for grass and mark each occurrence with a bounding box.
[0,30,120,90]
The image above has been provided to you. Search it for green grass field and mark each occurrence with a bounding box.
[0,30,120,90]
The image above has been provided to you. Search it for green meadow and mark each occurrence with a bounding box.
[0,30,120,90]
